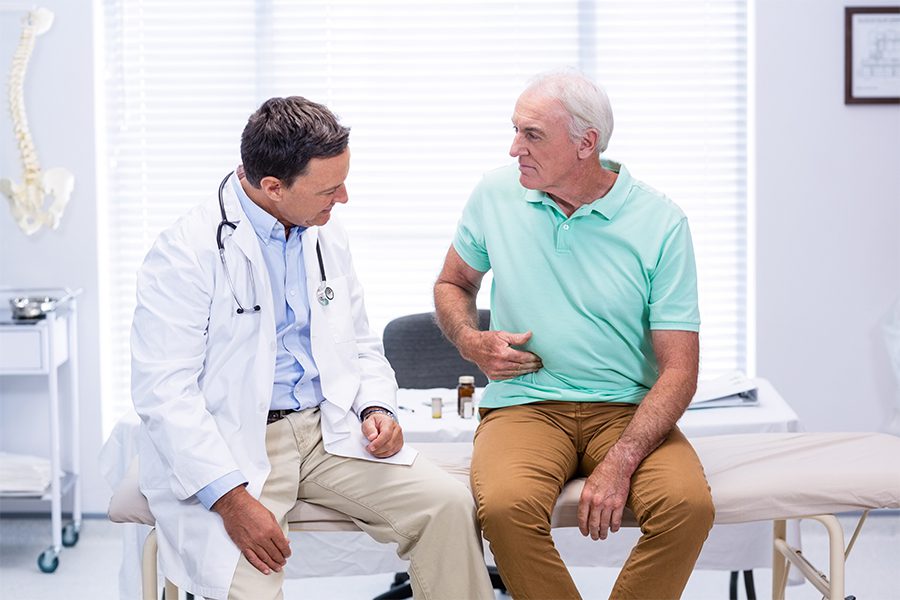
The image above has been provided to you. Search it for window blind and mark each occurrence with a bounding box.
[592,1,749,375]
[101,0,747,435]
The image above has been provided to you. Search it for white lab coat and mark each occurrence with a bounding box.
[131,179,416,598]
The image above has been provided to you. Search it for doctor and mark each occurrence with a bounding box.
[131,96,494,600]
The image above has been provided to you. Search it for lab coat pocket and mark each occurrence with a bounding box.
[322,276,355,342]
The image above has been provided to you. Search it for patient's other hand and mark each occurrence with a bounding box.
[577,455,631,541]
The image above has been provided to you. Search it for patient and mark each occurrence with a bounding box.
[131,96,494,599]
[434,71,715,600]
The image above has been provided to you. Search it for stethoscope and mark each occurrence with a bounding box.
[216,171,334,315]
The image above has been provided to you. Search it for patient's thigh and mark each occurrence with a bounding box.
[471,404,578,515]
[582,422,710,519]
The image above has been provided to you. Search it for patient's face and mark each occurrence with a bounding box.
[509,90,580,195]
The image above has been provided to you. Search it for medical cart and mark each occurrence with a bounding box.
[0,287,83,573]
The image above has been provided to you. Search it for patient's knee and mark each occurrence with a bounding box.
[477,492,552,537]
[686,488,715,531]
[648,484,715,535]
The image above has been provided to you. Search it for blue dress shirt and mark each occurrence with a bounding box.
[195,173,326,509]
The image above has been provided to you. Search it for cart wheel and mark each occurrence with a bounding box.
[62,523,79,547]
[37,548,59,573]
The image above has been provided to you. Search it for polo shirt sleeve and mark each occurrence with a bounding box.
[648,217,701,332]
[452,187,491,273]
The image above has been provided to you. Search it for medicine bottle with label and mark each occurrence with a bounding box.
[457,375,475,418]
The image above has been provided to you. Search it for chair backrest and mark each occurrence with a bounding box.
[383,310,490,389]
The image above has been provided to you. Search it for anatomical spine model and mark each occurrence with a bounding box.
[0,8,74,235]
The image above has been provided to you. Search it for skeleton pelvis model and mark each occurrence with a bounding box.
[0,7,75,235]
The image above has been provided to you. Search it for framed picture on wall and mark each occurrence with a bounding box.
[844,6,900,104]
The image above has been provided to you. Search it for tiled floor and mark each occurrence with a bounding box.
[1,513,898,599]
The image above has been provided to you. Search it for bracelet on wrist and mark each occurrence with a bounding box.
[360,407,396,422]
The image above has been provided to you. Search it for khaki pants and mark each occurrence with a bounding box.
[471,402,714,600]
[228,408,495,600]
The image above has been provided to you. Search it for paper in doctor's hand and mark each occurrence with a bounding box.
[213,485,291,575]
[361,413,404,458]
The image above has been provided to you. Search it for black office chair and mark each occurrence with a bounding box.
[373,310,506,600]
[383,310,491,389]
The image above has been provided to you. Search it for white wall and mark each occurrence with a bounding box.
[0,1,106,513]
[755,0,900,431]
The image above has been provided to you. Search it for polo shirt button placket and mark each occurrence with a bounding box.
[557,221,572,253]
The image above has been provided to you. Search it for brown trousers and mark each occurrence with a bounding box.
[471,401,714,600]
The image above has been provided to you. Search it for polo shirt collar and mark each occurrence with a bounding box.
[523,158,631,221]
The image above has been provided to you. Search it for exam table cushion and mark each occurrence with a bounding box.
[109,432,900,530]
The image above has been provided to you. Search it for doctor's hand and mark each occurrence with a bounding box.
[577,454,633,541]
[361,412,404,458]
[213,485,291,575]
[459,329,543,381]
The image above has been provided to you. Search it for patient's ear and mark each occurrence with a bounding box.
[577,129,600,159]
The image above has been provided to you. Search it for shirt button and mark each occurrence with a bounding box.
[289,289,296,296]
[562,224,570,230]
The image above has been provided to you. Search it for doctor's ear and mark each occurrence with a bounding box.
[259,176,285,202]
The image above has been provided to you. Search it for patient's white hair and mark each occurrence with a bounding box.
[525,70,614,154]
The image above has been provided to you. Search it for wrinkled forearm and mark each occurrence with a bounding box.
[433,279,480,354]
[605,367,697,474]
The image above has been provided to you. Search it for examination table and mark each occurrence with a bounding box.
[109,431,900,600]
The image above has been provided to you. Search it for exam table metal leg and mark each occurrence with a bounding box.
[772,520,789,600]
[142,529,158,600]
[143,527,186,600]
[774,515,848,600]
[163,578,178,599]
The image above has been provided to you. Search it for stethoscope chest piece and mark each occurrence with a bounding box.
[317,283,334,306]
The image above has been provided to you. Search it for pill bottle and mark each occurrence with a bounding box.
[431,397,443,419]
[457,375,475,418]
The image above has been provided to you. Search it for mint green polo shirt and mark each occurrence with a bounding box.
[452,159,700,408]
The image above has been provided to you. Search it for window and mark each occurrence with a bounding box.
[101,0,748,434]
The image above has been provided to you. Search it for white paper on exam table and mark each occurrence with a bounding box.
[689,372,758,410]
[407,372,759,411]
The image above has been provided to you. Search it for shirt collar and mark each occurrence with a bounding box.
[232,171,305,245]
[524,158,631,221]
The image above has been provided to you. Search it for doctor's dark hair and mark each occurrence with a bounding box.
[240,96,350,188]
